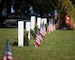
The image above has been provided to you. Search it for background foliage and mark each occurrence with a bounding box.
[0,0,75,29]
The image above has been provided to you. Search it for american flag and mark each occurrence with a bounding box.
[40,22,46,37]
[2,40,13,60]
[34,30,41,47]
[39,34,43,40]
[43,22,46,35]
[50,18,54,32]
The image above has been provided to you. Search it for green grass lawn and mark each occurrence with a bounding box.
[0,28,75,60]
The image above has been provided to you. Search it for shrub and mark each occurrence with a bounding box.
[30,29,36,39]
[45,23,48,31]
[24,29,27,36]
[34,25,38,34]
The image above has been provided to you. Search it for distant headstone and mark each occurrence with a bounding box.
[37,17,41,29]
[51,18,54,31]
[41,18,47,24]
[18,21,24,46]
[41,18,44,24]
[43,18,47,24]
[26,22,30,40]
[30,16,36,30]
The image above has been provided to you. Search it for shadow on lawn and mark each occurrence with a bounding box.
[13,41,18,46]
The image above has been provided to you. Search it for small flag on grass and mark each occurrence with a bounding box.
[34,30,41,47]
[2,40,13,60]
[40,23,46,37]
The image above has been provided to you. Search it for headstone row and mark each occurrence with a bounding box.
[18,16,55,47]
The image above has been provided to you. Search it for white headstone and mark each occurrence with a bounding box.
[41,18,47,24]
[43,18,47,24]
[37,17,41,29]
[30,16,36,30]
[51,18,54,31]
[41,18,44,24]
[26,22,30,40]
[18,21,24,46]
[51,18,53,24]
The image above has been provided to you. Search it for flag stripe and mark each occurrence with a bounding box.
[2,40,13,60]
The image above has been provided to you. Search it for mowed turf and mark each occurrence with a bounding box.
[0,28,75,60]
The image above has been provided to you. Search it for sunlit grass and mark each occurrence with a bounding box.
[0,28,75,60]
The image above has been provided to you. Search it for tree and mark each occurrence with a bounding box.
[55,0,74,29]
[70,0,75,7]
[0,0,75,29]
